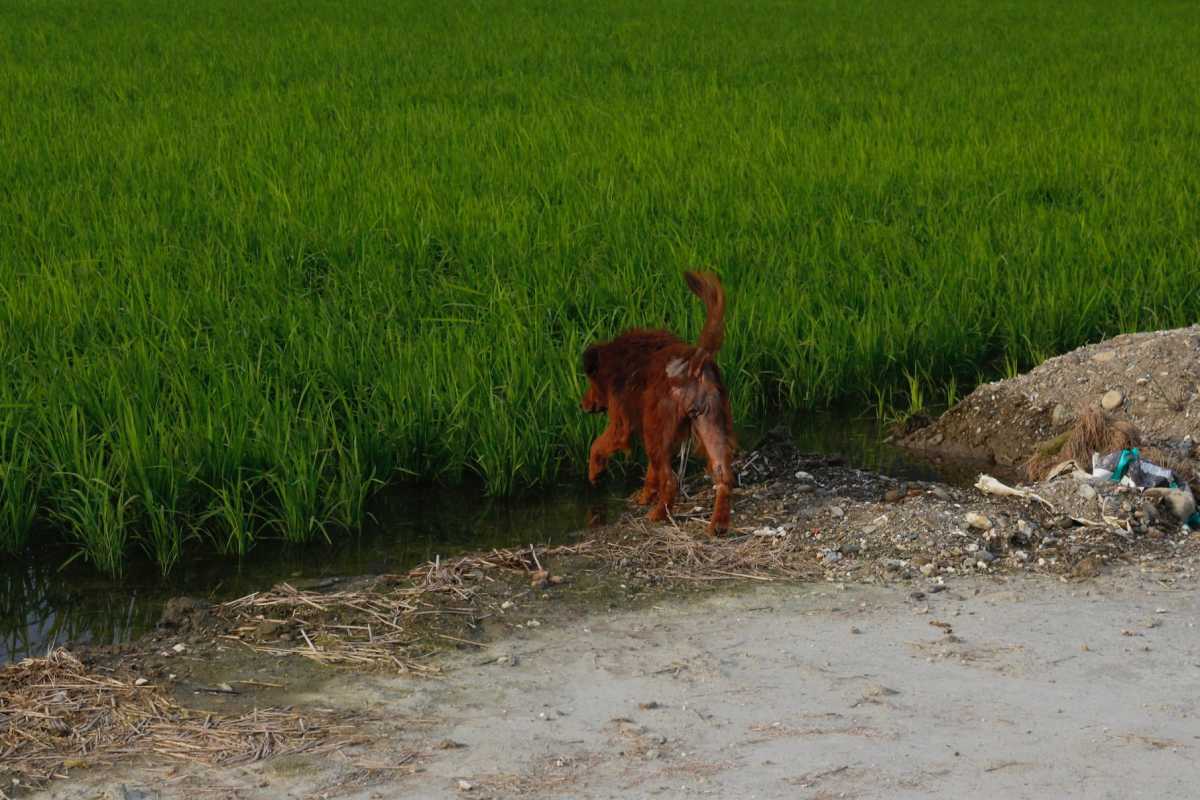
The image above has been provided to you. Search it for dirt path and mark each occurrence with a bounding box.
[38,567,1199,799]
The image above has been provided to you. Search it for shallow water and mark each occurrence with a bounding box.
[1,413,953,663]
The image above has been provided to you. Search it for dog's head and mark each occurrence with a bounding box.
[580,345,607,414]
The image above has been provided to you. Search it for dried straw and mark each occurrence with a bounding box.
[1025,406,1141,481]
[219,543,592,672]
[0,649,361,788]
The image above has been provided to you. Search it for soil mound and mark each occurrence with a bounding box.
[902,325,1200,471]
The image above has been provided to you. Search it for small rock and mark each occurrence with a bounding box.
[457,779,474,791]
[850,627,863,634]
[525,619,541,628]
[639,701,661,710]
[829,506,845,519]
[1077,484,1097,500]
[883,488,906,503]
[1092,351,1117,363]
[920,563,936,577]
[500,600,515,610]
[171,643,187,654]
[976,551,995,563]
[839,541,861,555]
[965,512,993,531]
[930,486,952,501]
[883,558,907,571]
[495,653,519,667]
[437,739,468,750]
[1101,389,1124,411]
[795,470,814,482]
[1146,488,1197,521]
[134,678,149,686]
[1050,404,1075,427]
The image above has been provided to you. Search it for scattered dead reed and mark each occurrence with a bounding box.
[0,649,361,790]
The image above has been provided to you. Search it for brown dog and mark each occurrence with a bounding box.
[580,271,734,533]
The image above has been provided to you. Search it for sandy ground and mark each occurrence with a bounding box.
[35,567,1200,800]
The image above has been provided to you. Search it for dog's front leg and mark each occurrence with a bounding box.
[588,414,629,484]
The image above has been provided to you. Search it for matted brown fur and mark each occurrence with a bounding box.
[580,271,735,533]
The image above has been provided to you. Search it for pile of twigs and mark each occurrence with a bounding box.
[220,583,440,674]
[0,649,360,789]
[591,522,821,583]
[405,543,594,593]
[220,543,592,672]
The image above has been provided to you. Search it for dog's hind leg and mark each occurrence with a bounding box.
[644,421,682,523]
[692,411,733,534]
[637,462,659,506]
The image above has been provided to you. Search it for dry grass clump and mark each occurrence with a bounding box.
[1025,406,1141,481]
[0,649,360,790]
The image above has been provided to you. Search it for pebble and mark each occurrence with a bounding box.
[976,551,996,563]
[883,558,907,571]
[839,541,862,555]
[930,486,952,501]
[795,471,814,482]
[1101,389,1124,411]
[1077,484,1097,500]
[1051,403,1075,426]
[965,512,993,531]
[1092,351,1117,363]
[829,505,845,518]
[920,563,936,577]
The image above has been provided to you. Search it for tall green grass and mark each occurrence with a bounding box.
[2,0,1199,573]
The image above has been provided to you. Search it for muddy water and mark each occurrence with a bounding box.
[1,413,954,664]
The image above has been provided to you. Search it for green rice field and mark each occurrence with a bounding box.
[2,0,1199,574]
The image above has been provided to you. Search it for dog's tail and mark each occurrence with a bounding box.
[683,271,725,354]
